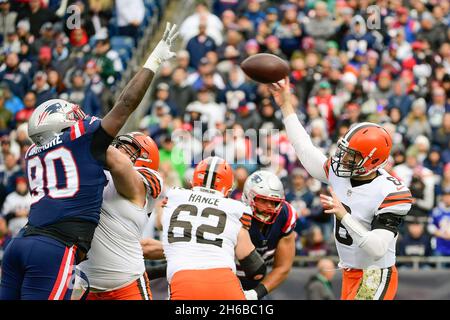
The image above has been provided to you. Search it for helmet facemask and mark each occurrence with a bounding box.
[331,139,365,178]
[251,192,283,224]
[112,136,141,164]
[66,104,87,122]
[331,139,377,178]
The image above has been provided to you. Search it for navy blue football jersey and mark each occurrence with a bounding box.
[25,117,107,227]
[237,201,297,289]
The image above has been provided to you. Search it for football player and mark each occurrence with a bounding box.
[0,23,178,300]
[78,132,162,300]
[161,156,266,300]
[239,170,297,300]
[270,77,412,300]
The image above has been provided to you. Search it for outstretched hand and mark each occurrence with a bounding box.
[320,187,348,221]
[268,76,290,107]
[144,22,179,72]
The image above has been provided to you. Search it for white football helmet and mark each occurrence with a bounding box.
[28,99,87,146]
[242,170,285,224]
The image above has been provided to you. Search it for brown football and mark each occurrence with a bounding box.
[240,53,290,84]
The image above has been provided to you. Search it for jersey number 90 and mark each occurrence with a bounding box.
[27,147,80,204]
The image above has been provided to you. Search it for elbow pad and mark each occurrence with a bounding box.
[239,249,266,280]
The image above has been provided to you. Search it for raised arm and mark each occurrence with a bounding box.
[269,77,329,184]
[105,146,146,207]
[101,22,178,137]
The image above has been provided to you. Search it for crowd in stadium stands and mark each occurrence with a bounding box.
[0,0,449,268]
[0,0,164,259]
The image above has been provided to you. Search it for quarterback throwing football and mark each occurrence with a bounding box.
[270,78,412,300]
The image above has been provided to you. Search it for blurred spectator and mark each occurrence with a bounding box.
[69,27,89,49]
[308,81,338,135]
[264,35,287,61]
[88,1,113,38]
[0,89,12,131]
[16,0,57,38]
[0,52,30,98]
[305,258,336,300]
[175,50,195,74]
[1,175,30,236]
[230,166,248,200]
[258,98,283,131]
[428,87,449,131]
[60,69,101,117]
[0,151,23,205]
[159,134,187,185]
[428,190,450,256]
[437,164,450,197]
[234,99,260,131]
[180,1,223,46]
[395,146,435,218]
[432,112,450,151]
[243,0,264,31]
[0,0,17,44]
[402,98,432,142]
[0,215,11,260]
[217,27,245,64]
[304,1,335,55]
[387,79,413,119]
[416,11,446,51]
[31,71,55,106]
[93,33,124,76]
[1,82,23,115]
[302,225,328,257]
[32,22,56,54]
[149,82,176,116]
[187,57,225,91]
[186,22,217,69]
[286,168,314,224]
[272,4,301,58]
[15,91,35,125]
[185,87,225,132]
[169,67,196,115]
[115,0,144,44]
[398,220,433,267]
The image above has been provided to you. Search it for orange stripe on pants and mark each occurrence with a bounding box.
[170,268,245,300]
[86,273,153,300]
[341,266,398,300]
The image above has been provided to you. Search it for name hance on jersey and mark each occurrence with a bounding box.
[188,193,220,206]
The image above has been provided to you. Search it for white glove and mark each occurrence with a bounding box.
[144,22,179,73]
[244,289,258,300]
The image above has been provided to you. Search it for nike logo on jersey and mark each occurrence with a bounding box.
[396,186,404,191]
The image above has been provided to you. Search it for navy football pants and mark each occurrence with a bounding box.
[0,234,77,300]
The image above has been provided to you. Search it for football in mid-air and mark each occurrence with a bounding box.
[240,53,290,84]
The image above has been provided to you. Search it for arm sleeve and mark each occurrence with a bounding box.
[136,167,163,199]
[283,114,328,184]
[341,214,395,261]
[90,124,115,165]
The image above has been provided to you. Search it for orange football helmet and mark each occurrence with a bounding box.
[112,132,160,170]
[331,122,392,178]
[192,156,234,196]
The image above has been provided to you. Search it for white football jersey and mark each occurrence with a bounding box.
[78,168,163,290]
[162,186,253,282]
[325,162,412,269]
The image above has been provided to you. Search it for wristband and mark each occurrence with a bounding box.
[254,283,268,299]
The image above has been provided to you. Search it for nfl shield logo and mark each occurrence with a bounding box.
[347,190,352,197]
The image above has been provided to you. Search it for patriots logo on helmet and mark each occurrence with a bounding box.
[251,174,262,184]
[37,103,64,125]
